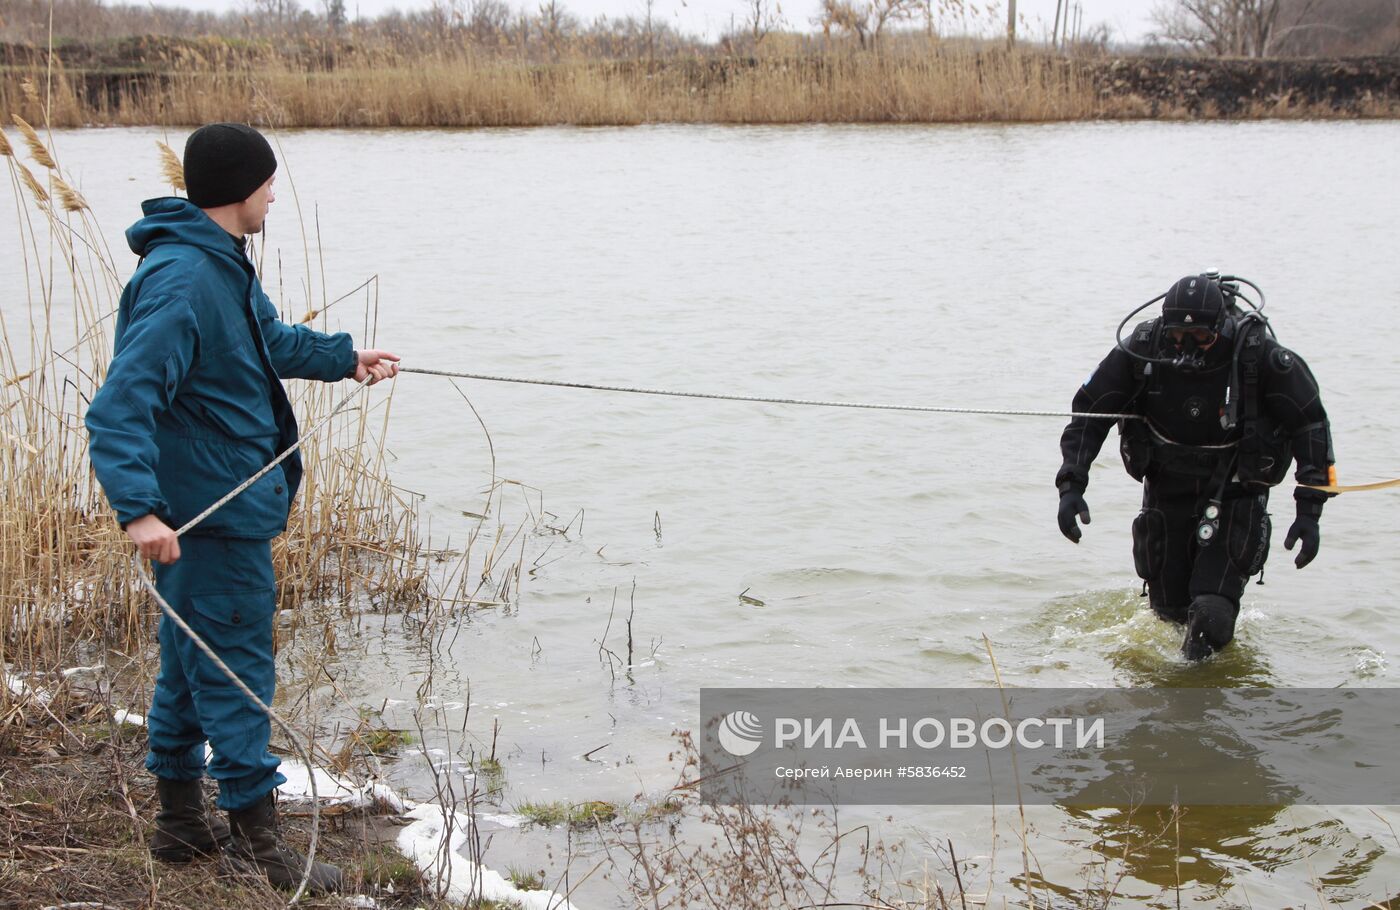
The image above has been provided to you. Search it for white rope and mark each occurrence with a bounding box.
[116,362,1155,901]
[399,366,1145,421]
[134,375,373,905]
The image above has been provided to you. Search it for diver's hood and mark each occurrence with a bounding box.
[1162,274,1226,331]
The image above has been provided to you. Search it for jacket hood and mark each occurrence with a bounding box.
[126,196,245,264]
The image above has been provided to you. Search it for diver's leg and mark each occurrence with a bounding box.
[1183,490,1271,660]
[1135,488,1194,625]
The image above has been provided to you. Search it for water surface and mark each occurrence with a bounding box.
[6,120,1399,907]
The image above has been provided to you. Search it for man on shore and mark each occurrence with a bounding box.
[86,122,399,891]
[1055,273,1334,660]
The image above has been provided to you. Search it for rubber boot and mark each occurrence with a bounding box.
[150,777,232,862]
[222,791,344,893]
[1182,594,1237,661]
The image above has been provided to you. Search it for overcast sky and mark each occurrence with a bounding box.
[178,0,1163,43]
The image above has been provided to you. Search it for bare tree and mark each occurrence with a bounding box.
[816,0,919,47]
[466,0,510,43]
[322,0,347,31]
[1149,0,1284,56]
[423,0,463,40]
[817,0,869,45]
[538,0,576,57]
[1268,0,1399,55]
[247,0,301,27]
[742,0,783,45]
[642,0,655,60]
[870,0,920,44]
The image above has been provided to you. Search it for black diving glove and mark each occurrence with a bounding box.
[1284,503,1322,569]
[1057,487,1091,544]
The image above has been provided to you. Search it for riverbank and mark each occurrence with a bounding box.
[0,670,589,910]
[2,42,1398,127]
[0,713,448,910]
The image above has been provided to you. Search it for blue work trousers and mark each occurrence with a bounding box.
[144,535,286,810]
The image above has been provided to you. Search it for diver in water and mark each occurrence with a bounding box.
[1055,272,1334,660]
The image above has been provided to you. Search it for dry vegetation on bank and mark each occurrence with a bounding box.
[4,42,1399,129]
[0,710,458,910]
[2,0,1399,127]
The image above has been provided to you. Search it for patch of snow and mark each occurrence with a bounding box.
[113,708,146,727]
[4,670,51,704]
[396,805,579,910]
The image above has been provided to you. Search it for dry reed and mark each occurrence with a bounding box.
[51,175,89,212]
[12,114,57,168]
[4,47,1094,128]
[4,38,1390,129]
[157,140,185,191]
[16,162,49,204]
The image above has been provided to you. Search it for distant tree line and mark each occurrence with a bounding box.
[0,0,1075,55]
[0,0,700,58]
[0,0,1395,57]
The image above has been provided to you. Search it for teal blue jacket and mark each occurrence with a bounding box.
[86,197,356,538]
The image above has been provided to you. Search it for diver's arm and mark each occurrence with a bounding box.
[1056,346,1137,492]
[1261,344,1334,500]
[1262,343,1334,568]
[1055,346,1137,543]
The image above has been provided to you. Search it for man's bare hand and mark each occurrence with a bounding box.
[127,514,180,565]
[353,349,400,386]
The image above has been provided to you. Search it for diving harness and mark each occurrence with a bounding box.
[1113,271,1286,548]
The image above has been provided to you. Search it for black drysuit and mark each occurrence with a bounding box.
[1056,324,1333,651]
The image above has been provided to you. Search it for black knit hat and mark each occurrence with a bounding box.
[183,123,278,208]
[1161,274,1225,331]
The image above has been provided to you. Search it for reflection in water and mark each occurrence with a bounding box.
[1008,599,1394,905]
[1050,805,1389,908]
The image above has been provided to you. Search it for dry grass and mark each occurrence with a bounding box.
[0,699,458,910]
[5,38,1397,130]
[11,37,1397,130]
[0,42,1105,128]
